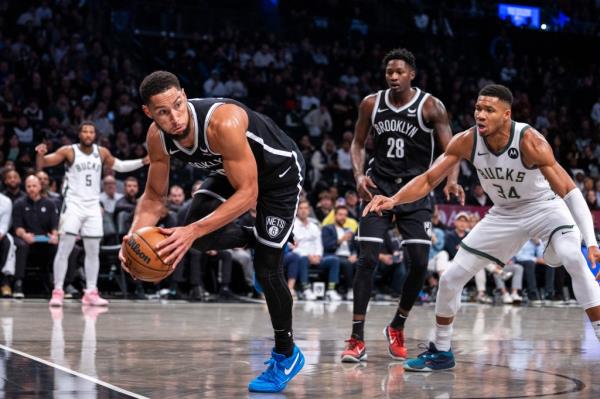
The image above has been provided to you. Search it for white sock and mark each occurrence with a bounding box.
[593,321,600,342]
[434,323,453,351]
[82,238,101,291]
[53,234,77,290]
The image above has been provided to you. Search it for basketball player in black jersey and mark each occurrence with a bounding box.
[341,48,464,362]
[117,71,305,393]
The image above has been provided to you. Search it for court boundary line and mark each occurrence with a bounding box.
[455,360,586,398]
[0,344,149,399]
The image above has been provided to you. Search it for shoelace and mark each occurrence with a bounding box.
[388,328,404,343]
[416,343,434,358]
[345,338,361,350]
[257,358,280,383]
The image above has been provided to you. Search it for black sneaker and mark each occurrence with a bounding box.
[217,287,240,302]
[189,285,207,302]
[12,280,24,299]
[134,287,146,300]
[64,284,79,299]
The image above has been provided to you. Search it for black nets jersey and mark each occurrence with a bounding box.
[367,88,435,184]
[160,98,303,189]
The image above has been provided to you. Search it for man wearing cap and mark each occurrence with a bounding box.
[443,212,470,260]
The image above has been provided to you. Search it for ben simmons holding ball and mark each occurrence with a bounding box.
[119,71,305,393]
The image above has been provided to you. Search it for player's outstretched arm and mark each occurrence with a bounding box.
[99,147,149,172]
[156,104,257,267]
[522,128,600,272]
[364,129,472,216]
[35,143,71,169]
[351,95,378,201]
[426,96,465,204]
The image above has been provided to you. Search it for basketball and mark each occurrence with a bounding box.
[123,226,172,283]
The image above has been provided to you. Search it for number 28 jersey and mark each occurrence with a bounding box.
[471,121,554,207]
[367,88,435,182]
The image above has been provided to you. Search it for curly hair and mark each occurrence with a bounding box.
[381,48,416,70]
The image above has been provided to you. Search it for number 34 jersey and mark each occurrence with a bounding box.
[471,121,555,207]
[368,87,435,182]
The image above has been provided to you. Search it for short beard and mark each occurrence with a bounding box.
[170,125,191,142]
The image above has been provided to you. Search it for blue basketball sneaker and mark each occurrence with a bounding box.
[403,342,455,372]
[248,345,305,393]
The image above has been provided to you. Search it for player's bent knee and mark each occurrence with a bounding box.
[551,235,585,269]
[439,262,475,293]
[357,242,380,270]
[184,194,223,225]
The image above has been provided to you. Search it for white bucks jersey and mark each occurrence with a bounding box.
[62,144,102,205]
[471,121,555,207]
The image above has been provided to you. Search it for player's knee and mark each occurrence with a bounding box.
[191,237,211,252]
[357,242,380,272]
[184,194,222,225]
[560,248,585,271]
[405,244,429,266]
[552,234,584,268]
[439,264,468,294]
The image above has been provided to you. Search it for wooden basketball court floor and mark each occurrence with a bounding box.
[0,299,598,398]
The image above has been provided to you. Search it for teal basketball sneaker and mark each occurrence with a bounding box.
[403,342,455,372]
[248,345,305,393]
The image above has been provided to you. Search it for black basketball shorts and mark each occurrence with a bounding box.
[357,176,433,246]
[191,156,304,249]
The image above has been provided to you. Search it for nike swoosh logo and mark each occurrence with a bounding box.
[377,108,389,113]
[407,108,417,113]
[284,353,300,375]
[169,149,180,155]
[477,152,489,156]
[278,166,292,178]
[562,231,573,235]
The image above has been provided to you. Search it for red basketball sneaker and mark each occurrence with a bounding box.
[384,325,408,360]
[341,337,367,363]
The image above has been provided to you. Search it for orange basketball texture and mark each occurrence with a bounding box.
[124,226,172,283]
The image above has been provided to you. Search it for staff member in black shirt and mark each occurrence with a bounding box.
[12,175,59,295]
[2,169,26,203]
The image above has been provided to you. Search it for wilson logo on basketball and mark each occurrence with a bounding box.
[128,237,150,264]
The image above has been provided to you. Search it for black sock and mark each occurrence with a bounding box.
[254,244,295,358]
[390,310,407,329]
[274,329,294,357]
[351,319,365,340]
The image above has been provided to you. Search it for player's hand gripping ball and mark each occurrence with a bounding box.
[123,227,173,282]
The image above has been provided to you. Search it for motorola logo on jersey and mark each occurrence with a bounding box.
[508,148,519,159]
[266,216,286,238]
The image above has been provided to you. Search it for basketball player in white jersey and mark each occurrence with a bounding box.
[364,84,600,371]
[35,121,148,306]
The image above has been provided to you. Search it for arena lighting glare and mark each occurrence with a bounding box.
[541,23,548,30]
[498,3,541,29]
